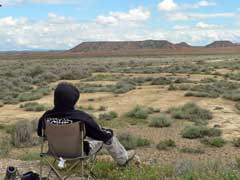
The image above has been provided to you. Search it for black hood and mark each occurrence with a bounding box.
[54,83,80,110]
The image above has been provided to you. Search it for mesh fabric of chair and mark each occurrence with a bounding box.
[40,121,101,180]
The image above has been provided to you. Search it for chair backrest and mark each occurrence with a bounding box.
[45,121,85,159]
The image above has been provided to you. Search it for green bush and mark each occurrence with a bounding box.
[87,105,94,110]
[20,152,40,161]
[60,69,90,80]
[225,73,240,81]
[180,147,205,154]
[99,111,118,121]
[174,78,191,84]
[92,160,174,180]
[233,138,240,147]
[146,107,161,114]
[0,137,11,157]
[112,80,136,94]
[168,102,212,124]
[182,126,221,139]
[168,84,177,91]
[0,101,3,107]
[151,77,171,85]
[200,78,217,83]
[136,138,151,147]
[20,102,48,112]
[76,83,113,93]
[156,139,176,151]
[236,103,240,111]
[98,105,107,111]
[118,133,151,150]
[170,84,192,91]
[185,91,218,98]
[126,106,149,119]
[188,80,240,100]
[10,120,38,148]
[149,114,172,128]
[203,128,222,137]
[182,126,204,139]
[84,74,123,81]
[201,137,226,147]
[223,90,240,101]
[18,86,51,102]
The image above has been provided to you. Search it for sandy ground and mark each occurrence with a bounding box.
[1,72,240,179]
[1,75,240,139]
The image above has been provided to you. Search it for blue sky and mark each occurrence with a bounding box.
[0,0,239,51]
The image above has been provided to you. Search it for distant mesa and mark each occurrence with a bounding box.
[175,42,191,48]
[206,40,238,48]
[67,40,240,56]
[70,40,193,53]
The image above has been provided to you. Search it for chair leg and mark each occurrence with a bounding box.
[40,137,45,180]
[45,158,64,180]
[81,161,84,180]
[40,162,43,180]
[63,160,81,180]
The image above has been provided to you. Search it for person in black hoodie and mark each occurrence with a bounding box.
[37,82,136,166]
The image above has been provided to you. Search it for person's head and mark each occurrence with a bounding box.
[54,82,80,110]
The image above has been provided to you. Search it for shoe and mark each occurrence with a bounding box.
[119,150,136,166]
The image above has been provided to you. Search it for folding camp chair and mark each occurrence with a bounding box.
[40,121,101,180]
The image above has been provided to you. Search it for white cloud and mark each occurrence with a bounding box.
[173,25,190,30]
[30,0,81,4]
[158,0,216,12]
[1,0,85,5]
[1,0,24,5]
[0,12,152,51]
[174,22,219,30]
[167,12,235,21]
[95,7,150,25]
[158,0,178,12]
[196,22,218,29]
[0,13,239,51]
[198,0,216,7]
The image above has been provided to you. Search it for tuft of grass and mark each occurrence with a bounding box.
[179,147,205,154]
[201,137,226,147]
[233,138,240,147]
[92,160,174,180]
[168,84,177,91]
[151,77,171,85]
[20,102,48,112]
[10,120,39,148]
[182,126,222,139]
[203,127,222,137]
[236,103,240,111]
[0,137,11,157]
[223,90,240,101]
[17,86,51,102]
[112,80,136,94]
[185,91,218,98]
[136,138,151,147]
[149,114,172,128]
[99,111,118,121]
[147,107,161,114]
[0,101,3,107]
[20,151,40,161]
[168,102,212,124]
[118,133,151,150]
[156,139,176,151]
[182,126,204,139]
[126,106,149,119]
[98,105,107,111]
